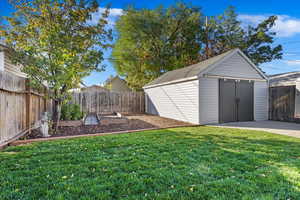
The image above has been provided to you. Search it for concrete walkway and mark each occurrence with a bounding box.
[211,120,300,138]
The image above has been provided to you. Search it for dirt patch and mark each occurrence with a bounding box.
[22,114,192,139]
[58,120,82,127]
[125,114,191,128]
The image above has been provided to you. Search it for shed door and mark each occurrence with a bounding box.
[236,80,254,122]
[219,79,236,123]
[219,79,254,123]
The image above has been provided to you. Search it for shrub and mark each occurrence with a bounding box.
[61,104,84,120]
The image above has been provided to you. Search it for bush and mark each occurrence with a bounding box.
[61,104,84,120]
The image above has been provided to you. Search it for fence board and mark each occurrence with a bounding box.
[296,82,300,118]
[0,71,50,145]
[71,91,145,114]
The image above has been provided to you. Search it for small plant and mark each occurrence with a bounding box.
[61,104,84,120]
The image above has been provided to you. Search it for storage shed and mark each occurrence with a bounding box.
[143,48,269,124]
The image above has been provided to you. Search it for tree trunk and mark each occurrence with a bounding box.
[52,100,62,133]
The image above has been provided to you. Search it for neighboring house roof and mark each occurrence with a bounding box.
[144,48,267,88]
[105,76,127,85]
[106,76,118,84]
[105,76,131,92]
[269,71,300,87]
[69,81,87,92]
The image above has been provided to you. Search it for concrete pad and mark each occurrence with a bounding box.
[211,120,300,138]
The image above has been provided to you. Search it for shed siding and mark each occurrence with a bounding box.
[207,53,263,79]
[145,80,199,124]
[199,77,219,124]
[254,81,268,121]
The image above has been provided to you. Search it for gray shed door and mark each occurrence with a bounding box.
[219,79,236,123]
[219,79,254,123]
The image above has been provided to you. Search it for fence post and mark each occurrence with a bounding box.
[140,92,142,113]
[295,80,300,118]
[25,79,31,134]
[43,87,47,112]
[144,93,147,113]
[120,93,122,113]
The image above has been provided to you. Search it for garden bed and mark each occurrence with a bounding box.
[22,114,191,139]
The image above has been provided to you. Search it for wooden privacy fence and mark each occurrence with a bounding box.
[71,91,145,114]
[0,71,51,145]
[269,86,299,122]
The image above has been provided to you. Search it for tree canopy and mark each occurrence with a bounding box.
[0,0,112,127]
[203,6,282,65]
[112,4,282,90]
[112,3,203,90]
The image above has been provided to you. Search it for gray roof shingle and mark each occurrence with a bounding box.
[145,49,235,87]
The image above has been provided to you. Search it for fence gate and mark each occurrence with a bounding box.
[269,86,296,122]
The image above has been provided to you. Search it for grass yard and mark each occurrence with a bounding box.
[1,127,300,200]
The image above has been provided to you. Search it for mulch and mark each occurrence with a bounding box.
[20,114,192,140]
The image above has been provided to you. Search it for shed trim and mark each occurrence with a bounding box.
[269,72,300,87]
[203,74,267,82]
[143,76,198,89]
[269,71,300,79]
[270,81,297,87]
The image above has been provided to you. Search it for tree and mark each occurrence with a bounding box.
[113,5,282,90]
[203,6,282,65]
[0,0,112,131]
[112,3,204,90]
[103,75,114,90]
[201,6,245,59]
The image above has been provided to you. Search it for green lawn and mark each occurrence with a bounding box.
[1,127,300,200]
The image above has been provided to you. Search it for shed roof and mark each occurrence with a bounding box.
[145,49,235,87]
[145,48,270,88]
[269,71,300,87]
[146,50,234,86]
[105,75,127,85]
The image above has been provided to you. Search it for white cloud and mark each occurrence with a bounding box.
[238,14,266,25]
[90,7,123,26]
[238,14,300,37]
[285,60,300,65]
[97,8,123,17]
[285,53,297,56]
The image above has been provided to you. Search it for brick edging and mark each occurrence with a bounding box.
[7,125,200,147]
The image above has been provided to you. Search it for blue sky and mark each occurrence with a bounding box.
[1,0,300,86]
